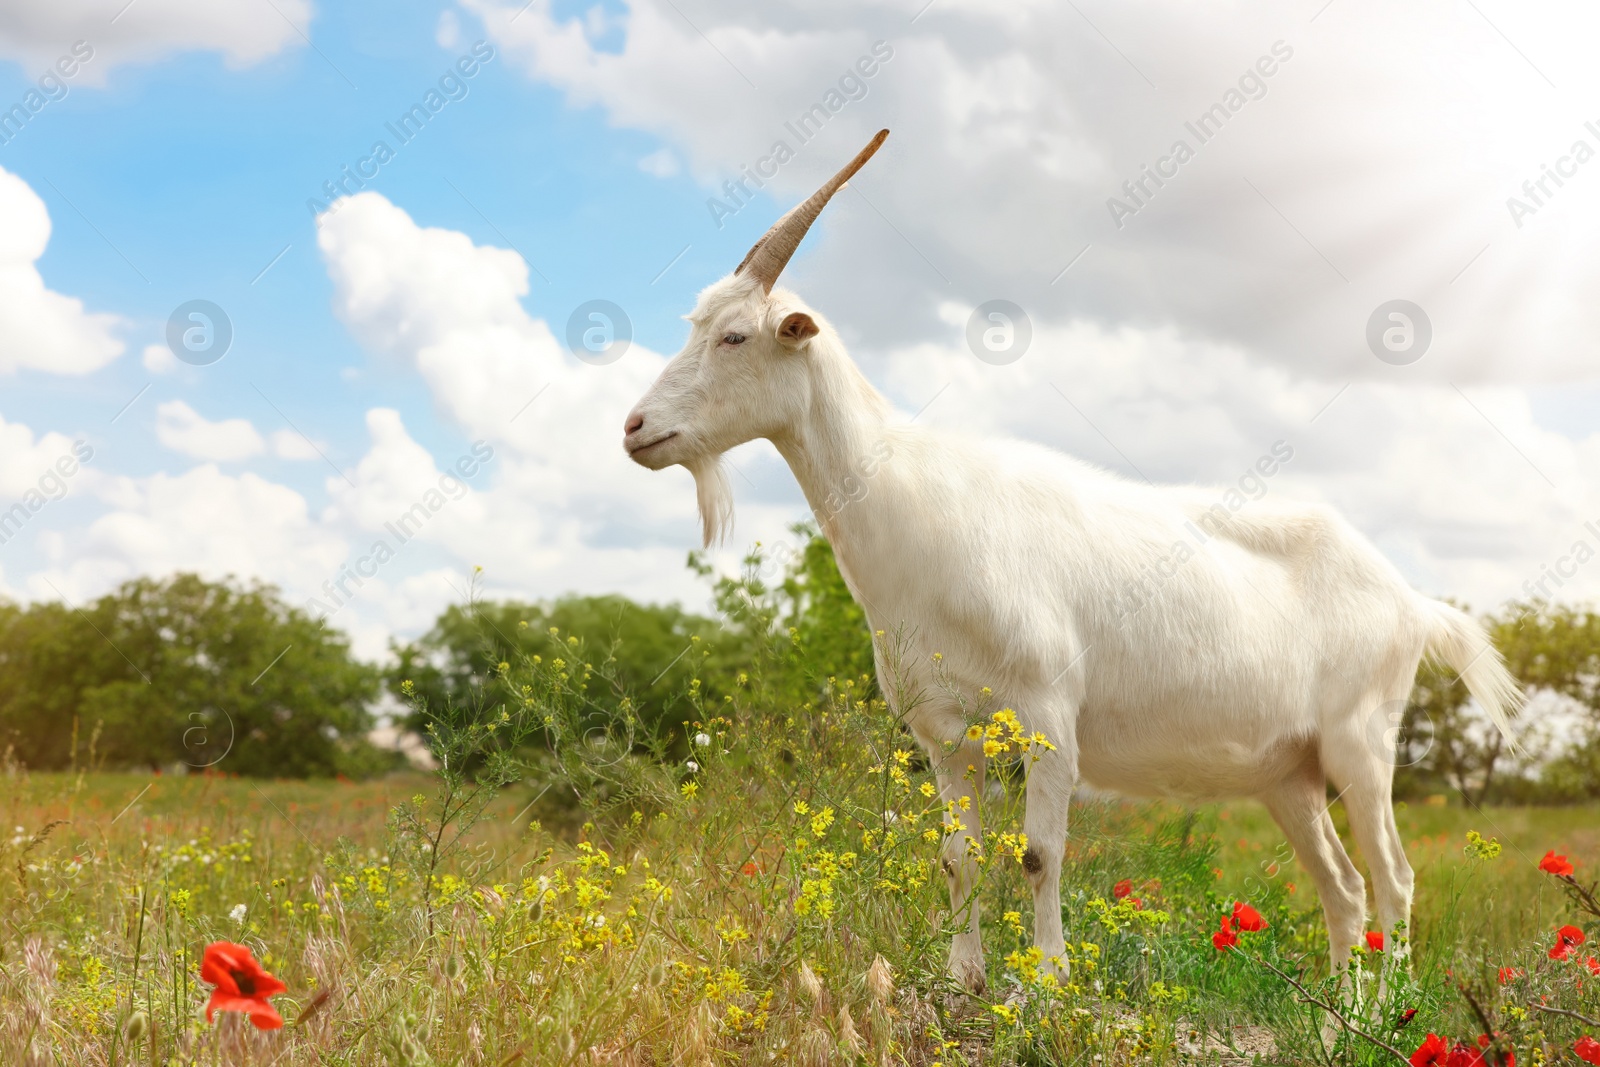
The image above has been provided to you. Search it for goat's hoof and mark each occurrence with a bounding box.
[951,956,987,995]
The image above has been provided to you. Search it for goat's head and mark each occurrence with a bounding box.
[624,130,889,546]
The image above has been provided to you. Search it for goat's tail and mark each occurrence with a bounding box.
[1420,599,1523,751]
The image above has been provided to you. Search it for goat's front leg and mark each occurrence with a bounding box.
[1022,734,1077,984]
[934,736,988,993]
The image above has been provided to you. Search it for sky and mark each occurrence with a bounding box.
[0,0,1597,661]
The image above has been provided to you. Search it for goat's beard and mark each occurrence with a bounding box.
[688,456,734,548]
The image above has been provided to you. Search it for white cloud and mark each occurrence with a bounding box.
[638,147,679,178]
[436,9,462,50]
[141,342,179,375]
[465,0,1600,383]
[0,166,122,376]
[271,429,322,461]
[0,0,314,83]
[0,413,93,501]
[35,464,348,610]
[155,400,266,462]
[323,408,489,540]
[16,411,510,661]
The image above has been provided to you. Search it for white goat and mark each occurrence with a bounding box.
[623,130,1522,992]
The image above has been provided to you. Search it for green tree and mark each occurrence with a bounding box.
[1400,601,1600,804]
[1504,603,1600,801]
[691,524,877,710]
[0,599,83,768]
[0,574,383,777]
[390,528,875,769]
[386,593,736,744]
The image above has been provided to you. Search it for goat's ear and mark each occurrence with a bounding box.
[776,311,819,347]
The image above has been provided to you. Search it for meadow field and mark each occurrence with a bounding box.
[3,684,1598,1066]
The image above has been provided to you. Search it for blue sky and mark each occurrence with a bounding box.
[2,0,1599,659]
[3,0,769,474]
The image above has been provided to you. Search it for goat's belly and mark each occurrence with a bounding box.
[1077,730,1311,802]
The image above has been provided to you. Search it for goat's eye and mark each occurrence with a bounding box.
[722,332,746,346]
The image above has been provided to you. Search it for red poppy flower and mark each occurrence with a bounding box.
[1411,1033,1450,1067]
[201,941,286,1030]
[1396,1008,1418,1029]
[1540,851,1575,877]
[1575,1035,1600,1064]
[1551,925,1587,961]
[1212,916,1239,951]
[740,861,758,877]
[1444,1045,1487,1067]
[1367,930,1385,952]
[1231,902,1268,932]
[1584,956,1600,976]
[1113,878,1134,899]
[1128,897,1144,910]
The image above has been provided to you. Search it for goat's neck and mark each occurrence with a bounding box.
[769,355,896,556]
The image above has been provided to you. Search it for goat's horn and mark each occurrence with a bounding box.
[735,129,889,293]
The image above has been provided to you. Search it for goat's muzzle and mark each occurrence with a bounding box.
[624,421,679,468]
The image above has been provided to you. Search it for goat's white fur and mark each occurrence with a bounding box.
[624,273,1522,992]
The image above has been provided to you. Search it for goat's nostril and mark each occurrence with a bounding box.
[625,413,644,436]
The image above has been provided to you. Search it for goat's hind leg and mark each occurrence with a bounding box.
[1260,755,1367,972]
[1322,706,1415,968]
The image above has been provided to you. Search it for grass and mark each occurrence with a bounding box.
[2,688,1598,1064]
